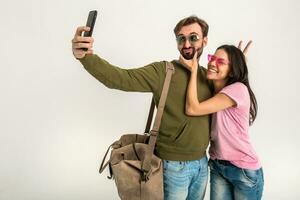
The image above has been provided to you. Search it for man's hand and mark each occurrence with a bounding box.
[72,26,94,59]
[238,40,252,56]
[179,51,199,73]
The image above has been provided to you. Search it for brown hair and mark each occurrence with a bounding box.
[174,15,209,37]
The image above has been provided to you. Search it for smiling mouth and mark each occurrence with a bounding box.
[208,66,218,73]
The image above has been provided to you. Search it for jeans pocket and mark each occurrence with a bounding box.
[241,168,260,186]
[163,160,185,173]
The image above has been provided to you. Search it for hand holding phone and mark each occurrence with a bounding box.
[72,10,98,59]
[82,10,97,51]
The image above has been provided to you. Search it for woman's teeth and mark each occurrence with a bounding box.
[208,68,218,73]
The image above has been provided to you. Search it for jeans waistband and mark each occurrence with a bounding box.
[213,159,232,166]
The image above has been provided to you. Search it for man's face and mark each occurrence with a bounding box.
[176,23,208,60]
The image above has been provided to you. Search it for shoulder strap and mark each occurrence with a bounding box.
[144,61,175,133]
[141,61,175,180]
[149,62,174,142]
[144,98,155,133]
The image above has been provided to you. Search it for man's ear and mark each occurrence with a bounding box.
[203,37,208,47]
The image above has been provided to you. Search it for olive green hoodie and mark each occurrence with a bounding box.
[79,54,212,161]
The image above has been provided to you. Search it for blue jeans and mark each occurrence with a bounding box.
[209,159,264,200]
[163,156,208,200]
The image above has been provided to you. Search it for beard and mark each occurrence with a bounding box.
[180,43,204,60]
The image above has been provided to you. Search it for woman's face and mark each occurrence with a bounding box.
[206,49,231,81]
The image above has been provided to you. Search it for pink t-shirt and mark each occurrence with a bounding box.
[209,82,261,170]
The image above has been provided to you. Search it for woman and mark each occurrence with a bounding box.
[180,45,264,200]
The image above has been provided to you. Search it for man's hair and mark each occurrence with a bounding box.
[174,15,209,37]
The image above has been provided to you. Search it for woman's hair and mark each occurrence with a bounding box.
[217,45,258,125]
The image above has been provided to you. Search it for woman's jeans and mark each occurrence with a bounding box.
[163,156,208,200]
[209,159,264,200]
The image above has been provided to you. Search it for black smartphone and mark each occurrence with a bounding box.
[82,10,97,51]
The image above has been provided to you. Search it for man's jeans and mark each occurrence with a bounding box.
[163,156,208,200]
[209,159,264,200]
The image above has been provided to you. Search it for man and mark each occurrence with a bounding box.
[72,16,212,200]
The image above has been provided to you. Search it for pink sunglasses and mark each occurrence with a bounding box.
[207,54,230,67]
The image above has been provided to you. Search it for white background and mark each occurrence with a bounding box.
[1,0,300,199]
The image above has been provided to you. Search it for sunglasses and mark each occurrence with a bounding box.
[207,54,230,67]
[176,34,201,45]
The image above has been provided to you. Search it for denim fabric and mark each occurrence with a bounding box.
[209,159,264,200]
[163,156,208,200]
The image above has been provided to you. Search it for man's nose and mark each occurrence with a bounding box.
[183,40,191,48]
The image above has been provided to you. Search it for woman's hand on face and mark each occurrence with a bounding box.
[179,51,198,73]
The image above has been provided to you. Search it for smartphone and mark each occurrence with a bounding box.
[82,10,97,51]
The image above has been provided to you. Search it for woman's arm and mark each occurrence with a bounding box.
[179,53,236,116]
[185,72,235,116]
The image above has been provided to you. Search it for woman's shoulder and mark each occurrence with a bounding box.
[223,82,247,92]
[221,82,250,105]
